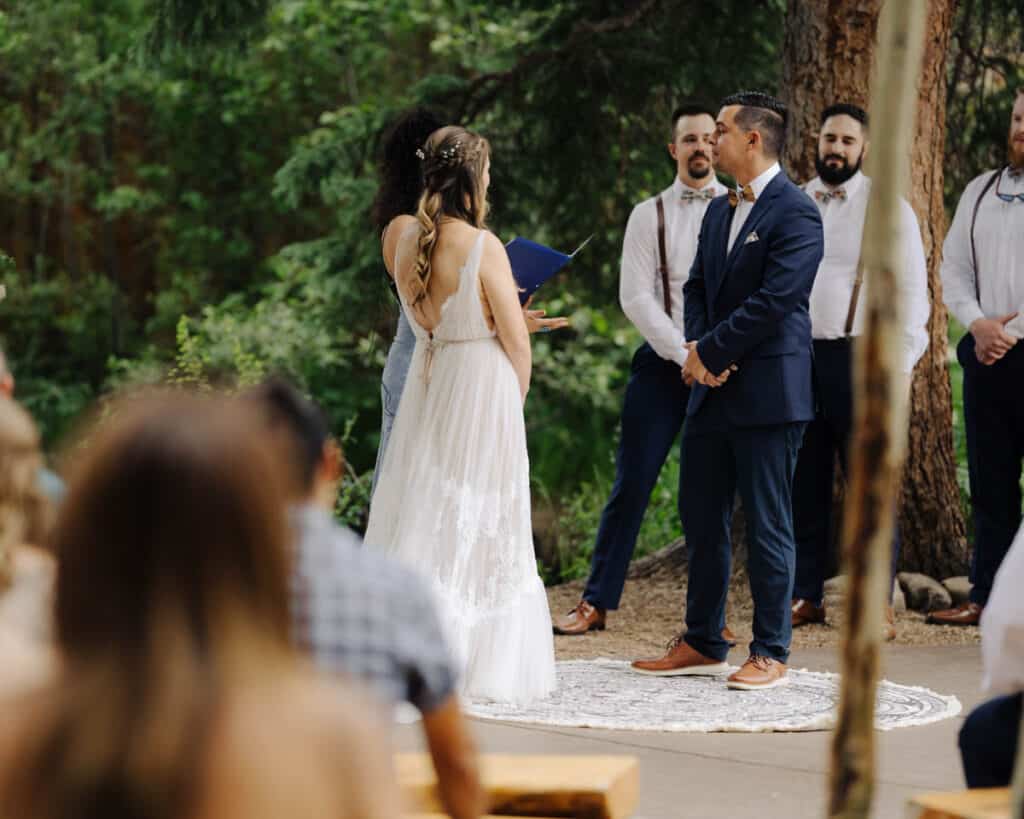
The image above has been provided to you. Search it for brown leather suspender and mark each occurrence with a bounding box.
[844,264,864,337]
[655,195,671,317]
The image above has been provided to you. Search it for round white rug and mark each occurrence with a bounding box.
[464,659,961,733]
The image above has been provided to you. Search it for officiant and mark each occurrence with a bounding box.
[554,104,727,636]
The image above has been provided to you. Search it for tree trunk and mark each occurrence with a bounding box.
[781,0,882,180]
[781,0,967,578]
[899,0,968,578]
[828,5,927,816]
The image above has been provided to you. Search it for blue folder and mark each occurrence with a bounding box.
[506,234,593,304]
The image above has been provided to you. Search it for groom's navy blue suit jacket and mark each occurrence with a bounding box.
[683,171,824,429]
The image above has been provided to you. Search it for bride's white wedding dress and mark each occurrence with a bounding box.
[365,230,556,704]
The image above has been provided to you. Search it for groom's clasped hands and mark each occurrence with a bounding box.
[681,340,737,387]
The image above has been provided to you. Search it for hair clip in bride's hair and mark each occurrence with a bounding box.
[415,148,426,160]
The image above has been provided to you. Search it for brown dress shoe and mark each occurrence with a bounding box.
[883,605,896,642]
[791,598,826,627]
[726,655,788,690]
[553,600,606,635]
[631,634,729,676]
[927,601,982,626]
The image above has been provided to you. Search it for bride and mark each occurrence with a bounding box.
[365,126,555,704]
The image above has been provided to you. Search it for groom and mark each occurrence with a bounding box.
[632,92,823,690]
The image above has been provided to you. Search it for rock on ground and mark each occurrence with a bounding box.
[942,576,972,605]
[898,572,953,613]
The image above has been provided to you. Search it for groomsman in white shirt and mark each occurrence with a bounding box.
[554,104,728,635]
[791,103,930,640]
[930,89,1024,627]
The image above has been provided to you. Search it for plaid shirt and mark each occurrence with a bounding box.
[290,505,457,714]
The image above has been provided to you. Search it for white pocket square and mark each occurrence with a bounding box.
[744,231,760,245]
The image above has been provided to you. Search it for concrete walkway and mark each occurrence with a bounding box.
[394,646,982,819]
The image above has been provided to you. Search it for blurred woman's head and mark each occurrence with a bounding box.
[371,107,446,232]
[52,391,292,663]
[0,399,48,590]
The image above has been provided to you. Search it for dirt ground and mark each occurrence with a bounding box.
[547,567,981,662]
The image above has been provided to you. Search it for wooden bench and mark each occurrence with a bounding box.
[906,787,1009,819]
[397,753,639,819]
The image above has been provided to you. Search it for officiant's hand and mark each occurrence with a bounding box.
[522,296,570,334]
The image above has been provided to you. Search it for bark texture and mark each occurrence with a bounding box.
[781,0,967,578]
[781,0,882,180]
[899,0,968,578]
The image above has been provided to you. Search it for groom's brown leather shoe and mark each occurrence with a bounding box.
[726,655,788,690]
[791,598,826,627]
[631,635,729,676]
[926,601,982,626]
[553,600,606,635]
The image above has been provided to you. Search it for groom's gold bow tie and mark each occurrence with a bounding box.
[728,185,755,207]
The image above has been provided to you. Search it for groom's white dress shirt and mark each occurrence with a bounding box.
[727,162,781,253]
[941,167,1024,339]
[803,171,930,374]
[619,175,727,367]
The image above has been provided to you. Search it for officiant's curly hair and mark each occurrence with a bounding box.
[411,126,490,305]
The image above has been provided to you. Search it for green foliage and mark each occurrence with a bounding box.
[2,0,1014,577]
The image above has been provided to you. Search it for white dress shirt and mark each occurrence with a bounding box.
[727,162,781,253]
[981,521,1024,695]
[941,167,1024,338]
[803,172,930,374]
[619,175,727,366]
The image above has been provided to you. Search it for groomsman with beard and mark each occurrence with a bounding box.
[554,104,727,636]
[790,103,930,640]
[929,89,1024,627]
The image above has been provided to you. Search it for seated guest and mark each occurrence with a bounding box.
[247,379,485,819]
[0,392,399,819]
[959,520,1024,787]
[0,398,55,694]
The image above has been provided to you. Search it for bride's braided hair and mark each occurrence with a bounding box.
[411,126,490,306]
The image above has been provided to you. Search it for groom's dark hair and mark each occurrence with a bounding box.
[720,91,788,159]
[245,377,332,493]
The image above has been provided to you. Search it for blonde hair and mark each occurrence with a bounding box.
[411,126,490,305]
[0,400,48,591]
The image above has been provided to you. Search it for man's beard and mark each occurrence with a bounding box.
[688,153,711,179]
[1007,131,1024,171]
[816,151,863,186]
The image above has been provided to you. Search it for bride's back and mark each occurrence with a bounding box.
[395,219,491,333]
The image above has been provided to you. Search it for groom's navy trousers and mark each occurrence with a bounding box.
[583,343,690,610]
[681,170,824,664]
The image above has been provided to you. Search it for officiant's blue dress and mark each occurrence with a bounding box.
[372,307,416,495]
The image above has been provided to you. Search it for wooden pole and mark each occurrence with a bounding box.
[827,2,927,817]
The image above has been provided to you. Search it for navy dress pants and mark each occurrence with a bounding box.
[792,338,902,605]
[959,693,1022,788]
[583,343,690,610]
[680,421,806,663]
[958,336,1024,606]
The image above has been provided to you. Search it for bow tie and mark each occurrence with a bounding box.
[727,185,755,207]
[815,187,847,203]
[1009,166,1024,180]
[680,189,716,203]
